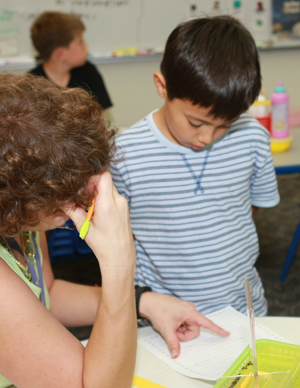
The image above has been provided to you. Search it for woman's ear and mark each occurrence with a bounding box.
[153,72,168,99]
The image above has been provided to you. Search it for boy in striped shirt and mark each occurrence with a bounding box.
[111,16,279,323]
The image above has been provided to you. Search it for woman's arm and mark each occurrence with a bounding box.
[41,232,101,327]
[0,173,137,388]
[77,173,137,388]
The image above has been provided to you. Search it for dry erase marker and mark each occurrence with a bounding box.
[79,192,97,240]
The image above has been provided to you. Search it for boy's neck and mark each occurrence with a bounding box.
[43,60,71,88]
[153,107,181,145]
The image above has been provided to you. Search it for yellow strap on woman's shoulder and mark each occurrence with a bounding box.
[133,375,167,388]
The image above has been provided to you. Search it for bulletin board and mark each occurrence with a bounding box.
[272,0,300,47]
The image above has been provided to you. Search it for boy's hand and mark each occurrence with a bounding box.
[139,292,230,359]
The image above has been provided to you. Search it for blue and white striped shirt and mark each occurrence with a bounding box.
[111,111,279,316]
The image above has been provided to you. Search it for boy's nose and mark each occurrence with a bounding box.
[197,128,214,145]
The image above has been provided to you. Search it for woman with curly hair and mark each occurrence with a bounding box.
[0,73,227,388]
[0,72,138,388]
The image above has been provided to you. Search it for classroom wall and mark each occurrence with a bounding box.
[97,48,300,128]
[98,58,161,128]
[5,48,300,128]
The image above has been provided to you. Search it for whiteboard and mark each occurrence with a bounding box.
[0,0,273,59]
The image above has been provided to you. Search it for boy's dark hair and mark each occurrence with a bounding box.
[160,15,261,121]
[0,73,116,236]
[31,11,85,61]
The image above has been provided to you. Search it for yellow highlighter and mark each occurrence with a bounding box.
[79,192,97,240]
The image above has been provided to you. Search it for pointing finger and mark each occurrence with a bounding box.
[196,315,230,337]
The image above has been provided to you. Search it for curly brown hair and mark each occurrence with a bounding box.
[31,11,85,60]
[0,73,117,236]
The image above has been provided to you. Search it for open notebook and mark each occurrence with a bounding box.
[138,306,290,381]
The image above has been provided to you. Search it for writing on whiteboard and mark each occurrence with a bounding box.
[56,0,130,8]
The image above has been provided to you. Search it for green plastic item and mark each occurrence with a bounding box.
[274,83,287,93]
[233,1,242,8]
[217,371,293,388]
[214,339,300,388]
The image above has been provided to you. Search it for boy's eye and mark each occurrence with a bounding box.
[217,125,230,131]
[189,121,202,128]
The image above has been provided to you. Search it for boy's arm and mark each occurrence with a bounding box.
[250,130,280,209]
[110,159,132,206]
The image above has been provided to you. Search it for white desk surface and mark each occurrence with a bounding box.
[272,127,300,168]
[134,317,300,388]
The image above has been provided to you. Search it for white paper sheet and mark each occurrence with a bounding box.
[138,306,290,381]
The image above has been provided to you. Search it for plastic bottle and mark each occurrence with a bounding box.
[271,82,289,138]
[248,94,271,132]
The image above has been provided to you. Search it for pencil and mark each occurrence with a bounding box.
[79,192,97,239]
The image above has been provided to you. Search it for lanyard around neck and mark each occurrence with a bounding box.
[181,152,210,195]
[5,234,46,307]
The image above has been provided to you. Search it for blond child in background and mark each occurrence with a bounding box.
[29,11,112,110]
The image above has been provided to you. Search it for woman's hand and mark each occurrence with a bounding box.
[62,172,137,388]
[139,292,230,359]
[64,172,135,271]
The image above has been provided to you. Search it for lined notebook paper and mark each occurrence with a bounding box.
[138,306,289,381]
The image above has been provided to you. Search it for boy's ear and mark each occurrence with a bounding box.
[52,47,66,62]
[153,72,168,99]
